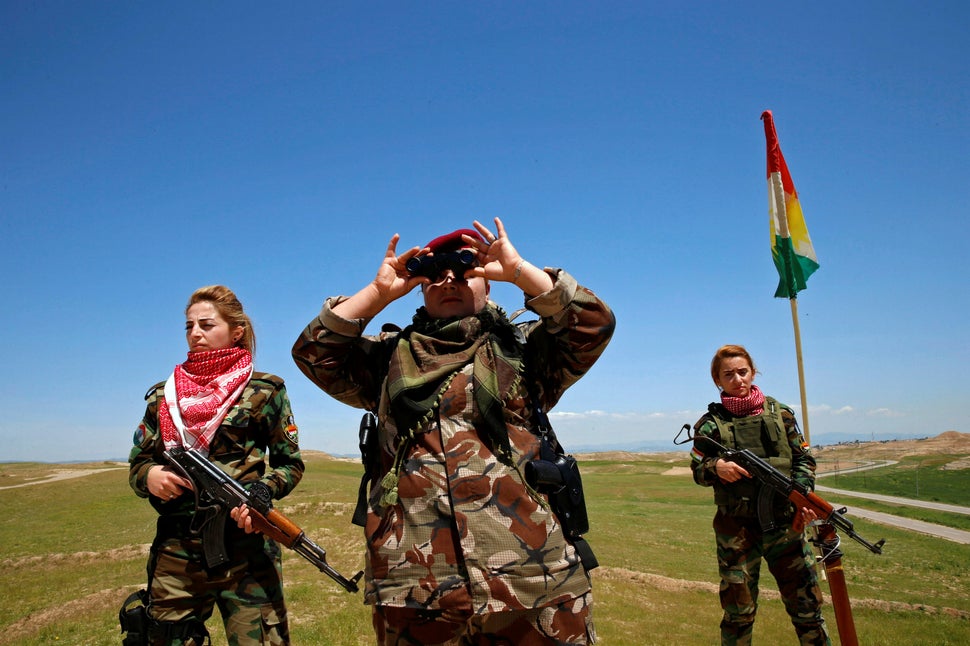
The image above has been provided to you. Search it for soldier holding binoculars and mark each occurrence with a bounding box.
[292,217,614,645]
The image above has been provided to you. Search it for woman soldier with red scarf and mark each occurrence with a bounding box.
[690,345,830,646]
[292,218,614,645]
[128,285,304,645]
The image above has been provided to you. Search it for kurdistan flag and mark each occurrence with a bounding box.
[761,110,819,298]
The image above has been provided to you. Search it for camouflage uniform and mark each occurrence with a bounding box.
[690,400,830,646]
[293,269,614,645]
[129,372,304,646]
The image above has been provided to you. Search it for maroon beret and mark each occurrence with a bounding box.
[424,228,484,254]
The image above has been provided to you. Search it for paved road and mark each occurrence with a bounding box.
[816,484,970,516]
[818,459,897,475]
[815,462,970,544]
[822,503,970,545]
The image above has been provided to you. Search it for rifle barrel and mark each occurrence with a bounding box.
[292,535,364,593]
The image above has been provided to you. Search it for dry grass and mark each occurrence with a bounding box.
[2,435,969,644]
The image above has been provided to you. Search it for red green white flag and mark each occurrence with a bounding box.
[761,110,819,298]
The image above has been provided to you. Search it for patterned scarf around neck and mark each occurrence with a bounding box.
[386,304,522,460]
[159,346,253,452]
[720,383,766,417]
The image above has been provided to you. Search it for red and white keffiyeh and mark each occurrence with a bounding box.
[720,384,766,417]
[159,347,253,452]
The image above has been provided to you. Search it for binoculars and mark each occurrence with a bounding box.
[406,249,477,280]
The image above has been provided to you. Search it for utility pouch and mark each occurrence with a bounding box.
[119,589,151,646]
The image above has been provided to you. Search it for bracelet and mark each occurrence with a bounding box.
[512,259,526,283]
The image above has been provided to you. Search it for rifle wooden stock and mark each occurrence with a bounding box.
[249,508,303,548]
[790,489,837,523]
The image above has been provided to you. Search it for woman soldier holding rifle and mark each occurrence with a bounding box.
[689,344,830,646]
[128,285,304,645]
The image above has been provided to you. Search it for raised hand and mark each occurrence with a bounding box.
[465,217,522,282]
[331,234,426,320]
[465,217,554,295]
[371,234,426,303]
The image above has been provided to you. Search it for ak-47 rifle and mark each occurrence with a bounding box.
[675,424,884,646]
[676,426,884,554]
[165,446,364,593]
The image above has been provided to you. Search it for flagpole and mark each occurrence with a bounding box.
[789,296,811,445]
[763,109,863,644]
[762,109,817,446]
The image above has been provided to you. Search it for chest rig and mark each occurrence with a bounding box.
[706,397,793,513]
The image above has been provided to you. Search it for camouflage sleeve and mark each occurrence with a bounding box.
[782,406,816,491]
[291,296,394,411]
[262,382,304,499]
[690,416,721,487]
[522,269,616,410]
[128,386,163,498]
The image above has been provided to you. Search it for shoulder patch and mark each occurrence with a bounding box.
[133,422,148,447]
[284,415,299,445]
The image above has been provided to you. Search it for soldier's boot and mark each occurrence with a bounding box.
[795,621,831,646]
[720,617,754,646]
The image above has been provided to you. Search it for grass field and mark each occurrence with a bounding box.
[823,454,969,506]
[1,447,968,645]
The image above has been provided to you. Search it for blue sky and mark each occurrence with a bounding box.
[2,2,967,462]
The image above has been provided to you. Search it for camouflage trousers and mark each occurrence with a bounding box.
[147,531,289,646]
[371,592,596,645]
[713,509,830,646]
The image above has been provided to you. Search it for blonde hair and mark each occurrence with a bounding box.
[186,285,255,354]
[710,344,756,385]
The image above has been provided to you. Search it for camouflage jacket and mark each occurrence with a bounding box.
[292,269,615,610]
[128,372,304,518]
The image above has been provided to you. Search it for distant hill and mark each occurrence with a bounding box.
[814,430,970,459]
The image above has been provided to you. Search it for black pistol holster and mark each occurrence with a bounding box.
[523,384,598,572]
